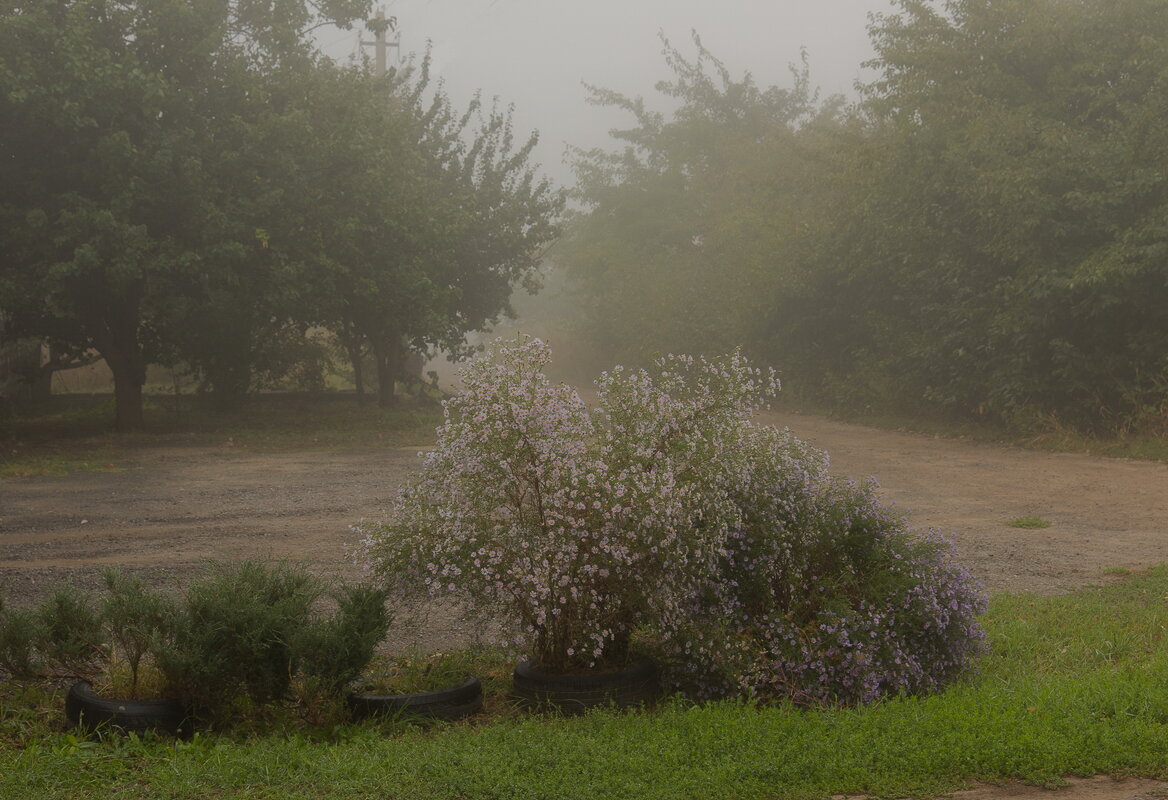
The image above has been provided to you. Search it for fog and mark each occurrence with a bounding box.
[322,0,896,186]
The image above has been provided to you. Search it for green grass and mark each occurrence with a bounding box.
[1008,516,1052,529]
[2,568,1167,799]
[0,391,443,477]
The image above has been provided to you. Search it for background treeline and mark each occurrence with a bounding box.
[0,0,562,430]
[4,0,1166,440]
[557,0,1168,436]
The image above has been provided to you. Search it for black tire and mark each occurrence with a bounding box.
[65,681,191,737]
[347,675,483,723]
[512,656,659,714]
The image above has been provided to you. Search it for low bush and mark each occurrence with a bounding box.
[154,561,323,711]
[361,336,988,704]
[360,337,788,673]
[0,599,41,678]
[655,426,988,703]
[99,569,178,697]
[140,562,391,718]
[0,563,392,723]
[295,583,391,697]
[33,588,104,675]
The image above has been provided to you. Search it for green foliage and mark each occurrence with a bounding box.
[35,588,104,674]
[660,459,987,704]
[1,0,560,425]
[0,564,392,721]
[785,0,1168,434]
[1009,516,1052,530]
[283,53,564,409]
[0,602,41,678]
[0,0,380,429]
[560,3,1168,437]
[156,561,322,711]
[0,587,105,678]
[294,584,391,697]
[560,33,838,367]
[99,569,177,698]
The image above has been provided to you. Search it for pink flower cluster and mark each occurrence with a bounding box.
[357,335,779,671]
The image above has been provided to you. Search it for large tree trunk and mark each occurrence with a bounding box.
[371,336,401,409]
[111,364,145,431]
[346,340,367,403]
[87,294,147,432]
[99,336,146,431]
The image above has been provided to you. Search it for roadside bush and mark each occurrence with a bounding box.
[99,569,178,697]
[655,424,988,704]
[0,596,41,678]
[156,561,321,711]
[35,587,104,674]
[0,564,391,729]
[0,587,106,679]
[361,336,987,704]
[295,583,391,696]
[359,337,783,673]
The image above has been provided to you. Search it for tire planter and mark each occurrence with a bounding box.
[65,680,191,737]
[347,675,483,723]
[512,656,659,714]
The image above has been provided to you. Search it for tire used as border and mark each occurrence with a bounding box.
[512,656,659,714]
[347,675,483,723]
[65,680,191,737]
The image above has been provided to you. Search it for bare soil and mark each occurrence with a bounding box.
[3,410,1168,621]
[3,411,1167,620]
[755,411,1168,597]
[2,412,1168,798]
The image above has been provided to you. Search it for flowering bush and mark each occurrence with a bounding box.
[358,335,778,671]
[359,335,986,700]
[654,427,989,703]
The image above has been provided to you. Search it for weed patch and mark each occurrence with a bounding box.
[1009,516,1052,529]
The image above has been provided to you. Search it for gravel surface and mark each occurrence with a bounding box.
[4,410,1168,647]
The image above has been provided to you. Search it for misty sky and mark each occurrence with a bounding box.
[322,0,896,186]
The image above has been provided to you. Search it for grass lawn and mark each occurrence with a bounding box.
[0,391,443,478]
[1,567,1165,799]
[6,388,1168,478]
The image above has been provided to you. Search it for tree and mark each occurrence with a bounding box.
[820,0,1168,430]
[558,34,841,366]
[288,55,564,408]
[0,0,374,429]
[3,3,562,420]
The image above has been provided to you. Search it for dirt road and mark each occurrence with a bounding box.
[2,410,1167,626]
[756,410,1168,596]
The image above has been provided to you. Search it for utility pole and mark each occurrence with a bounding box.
[360,8,399,76]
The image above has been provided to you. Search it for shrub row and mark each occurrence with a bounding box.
[0,562,389,719]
